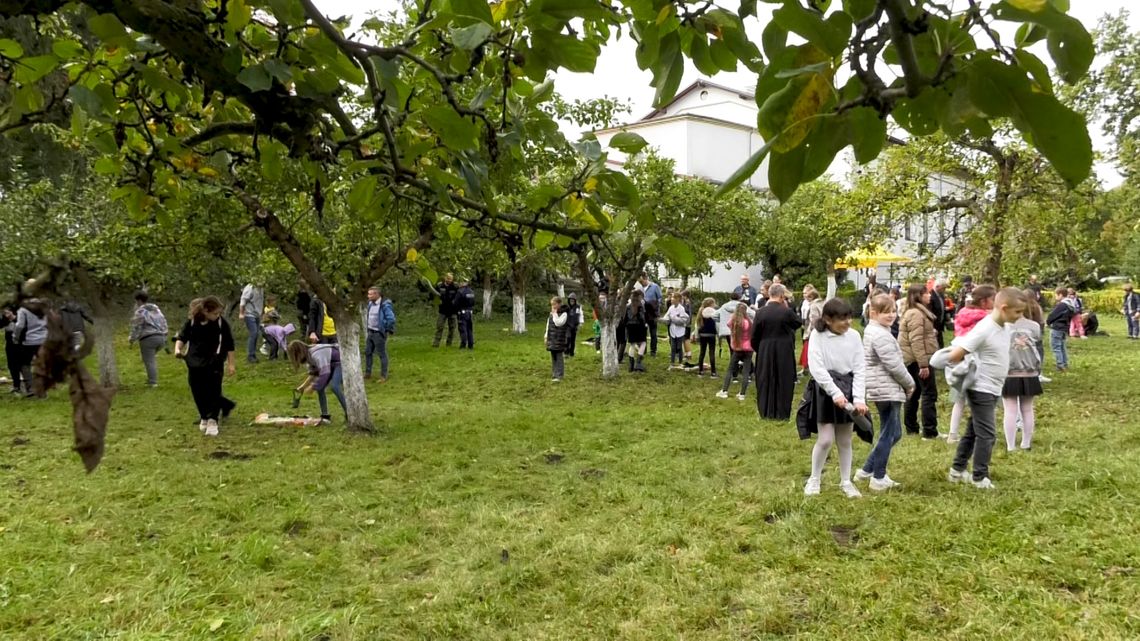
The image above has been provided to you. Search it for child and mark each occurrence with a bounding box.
[1003,295,1043,452]
[664,292,690,369]
[716,303,753,400]
[1045,287,1074,372]
[127,290,169,387]
[174,296,237,436]
[694,297,718,377]
[854,294,915,491]
[680,290,694,363]
[262,322,296,361]
[261,295,280,325]
[805,298,867,497]
[619,290,649,372]
[545,296,569,382]
[948,285,996,443]
[938,287,1028,490]
[1066,288,1086,339]
[565,293,583,357]
[286,339,346,424]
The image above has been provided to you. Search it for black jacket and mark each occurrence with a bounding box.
[566,303,581,329]
[546,307,570,351]
[1046,302,1075,331]
[308,297,335,341]
[60,301,93,335]
[456,285,475,313]
[437,282,460,315]
[929,290,946,334]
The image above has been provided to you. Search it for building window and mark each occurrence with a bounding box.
[904,220,914,241]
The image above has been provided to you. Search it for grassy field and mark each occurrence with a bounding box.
[2,313,1138,640]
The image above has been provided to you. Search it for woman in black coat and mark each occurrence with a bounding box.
[751,284,801,420]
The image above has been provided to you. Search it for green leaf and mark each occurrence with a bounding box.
[843,0,877,21]
[93,156,120,175]
[534,230,556,250]
[653,236,696,270]
[757,45,833,152]
[768,145,805,202]
[543,34,600,73]
[237,64,272,92]
[739,0,757,18]
[1015,23,1047,47]
[761,22,787,60]
[1013,49,1053,93]
[708,38,737,71]
[12,86,43,115]
[269,0,305,24]
[892,87,947,136]
[262,59,294,84]
[847,107,886,164]
[51,39,85,59]
[609,131,649,155]
[0,38,24,58]
[650,32,684,108]
[13,55,59,84]
[992,1,1093,84]
[525,183,565,210]
[69,85,109,118]
[775,61,832,78]
[532,0,611,21]
[715,140,772,197]
[261,141,284,180]
[445,0,495,25]
[87,14,130,44]
[772,3,849,57]
[689,35,720,76]
[226,0,252,32]
[423,106,481,150]
[451,22,493,50]
[447,219,467,240]
[348,177,377,213]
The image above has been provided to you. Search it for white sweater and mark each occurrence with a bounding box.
[808,328,866,404]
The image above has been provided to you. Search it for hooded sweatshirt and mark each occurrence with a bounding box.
[953,306,989,338]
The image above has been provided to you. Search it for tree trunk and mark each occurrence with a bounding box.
[557,282,565,298]
[983,157,1015,287]
[332,314,374,434]
[92,314,119,389]
[509,263,527,334]
[600,316,621,378]
[482,272,495,320]
[826,268,838,300]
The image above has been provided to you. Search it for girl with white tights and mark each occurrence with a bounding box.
[805,298,868,498]
[1002,296,1044,451]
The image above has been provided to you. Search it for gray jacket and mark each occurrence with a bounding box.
[863,322,915,403]
[715,300,754,337]
[931,347,978,394]
[15,307,47,346]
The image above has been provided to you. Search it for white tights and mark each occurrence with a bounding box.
[949,397,965,438]
[810,423,854,482]
[1003,396,1036,450]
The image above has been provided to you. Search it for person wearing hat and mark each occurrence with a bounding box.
[456,276,476,349]
[565,293,584,357]
[1124,284,1140,339]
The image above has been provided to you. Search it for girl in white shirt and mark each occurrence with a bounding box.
[664,293,690,370]
[806,298,868,498]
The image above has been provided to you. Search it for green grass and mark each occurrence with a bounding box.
[2,314,1139,640]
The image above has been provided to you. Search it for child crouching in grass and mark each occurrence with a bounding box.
[938,288,1028,490]
[287,340,346,424]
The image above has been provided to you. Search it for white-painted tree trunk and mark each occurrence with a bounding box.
[600,316,620,378]
[482,279,495,320]
[93,316,119,389]
[511,294,527,334]
[826,269,838,300]
[557,282,565,298]
[332,316,374,433]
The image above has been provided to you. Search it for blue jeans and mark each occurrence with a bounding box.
[862,401,902,479]
[365,330,389,377]
[1050,328,1068,369]
[244,315,261,361]
[317,365,346,419]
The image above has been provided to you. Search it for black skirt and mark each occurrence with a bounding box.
[1002,375,1043,397]
[814,370,854,425]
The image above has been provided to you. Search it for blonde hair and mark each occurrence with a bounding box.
[189,296,222,322]
[869,293,895,315]
[803,284,819,301]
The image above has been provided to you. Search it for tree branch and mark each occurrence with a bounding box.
[883,0,928,98]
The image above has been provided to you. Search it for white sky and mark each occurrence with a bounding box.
[315,0,1139,185]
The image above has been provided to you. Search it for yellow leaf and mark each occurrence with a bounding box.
[1007,0,1047,11]
[566,194,585,217]
[758,46,834,153]
[584,177,598,192]
[196,167,219,178]
[656,4,674,25]
[492,0,515,23]
[208,617,225,632]
[406,248,419,262]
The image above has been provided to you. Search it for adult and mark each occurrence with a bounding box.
[957,275,975,310]
[565,293,583,357]
[899,283,941,439]
[930,278,948,349]
[295,285,312,330]
[456,277,476,349]
[756,280,773,308]
[751,284,802,420]
[3,306,23,394]
[307,295,337,344]
[432,273,460,348]
[127,291,169,388]
[13,298,47,398]
[174,296,236,436]
[239,282,265,363]
[1124,284,1140,339]
[364,287,395,381]
[772,274,793,304]
[733,274,758,307]
[1026,275,1043,304]
[639,272,663,357]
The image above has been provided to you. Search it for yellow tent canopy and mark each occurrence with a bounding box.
[835,246,913,269]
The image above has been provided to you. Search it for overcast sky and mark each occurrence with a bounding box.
[314,0,1138,185]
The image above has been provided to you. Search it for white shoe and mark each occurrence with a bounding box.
[947,435,960,444]
[869,476,899,492]
[552,377,561,383]
[1039,375,1052,383]
[716,390,728,399]
[971,477,996,490]
[199,420,208,433]
[736,393,746,401]
[804,476,821,496]
[854,469,873,482]
[839,481,862,498]
[204,419,219,436]
[947,468,967,483]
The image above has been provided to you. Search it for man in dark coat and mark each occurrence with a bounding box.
[432,273,460,348]
[930,279,948,348]
[751,284,802,420]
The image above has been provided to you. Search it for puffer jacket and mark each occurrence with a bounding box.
[953,306,988,337]
[899,304,938,367]
[863,322,915,403]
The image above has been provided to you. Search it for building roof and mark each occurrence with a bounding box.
[638,79,756,122]
[593,111,756,136]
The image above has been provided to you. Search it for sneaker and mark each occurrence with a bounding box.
[839,481,862,498]
[221,402,236,420]
[697,371,705,377]
[804,476,821,496]
[947,434,960,444]
[1039,374,1052,383]
[971,477,996,490]
[199,420,208,433]
[854,469,873,482]
[716,390,729,399]
[736,393,746,401]
[552,377,561,383]
[869,476,899,492]
[204,420,219,436]
[947,468,967,483]
[319,415,333,426]
[377,376,388,383]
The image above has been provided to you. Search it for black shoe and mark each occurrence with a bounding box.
[221,402,236,420]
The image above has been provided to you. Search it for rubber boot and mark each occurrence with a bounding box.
[628,356,635,372]
[635,356,645,372]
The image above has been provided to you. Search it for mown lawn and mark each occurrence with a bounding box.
[2,312,1138,640]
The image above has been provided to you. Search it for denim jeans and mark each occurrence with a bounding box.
[365,330,389,377]
[550,350,565,379]
[244,315,261,361]
[1050,328,1068,369]
[862,401,902,479]
[317,365,346,419]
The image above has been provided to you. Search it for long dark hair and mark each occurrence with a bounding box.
[189,296,223,322]
[286,340,310,370]
[628,289,644,317]
[905,283,928,311]
[814,298,853,333]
